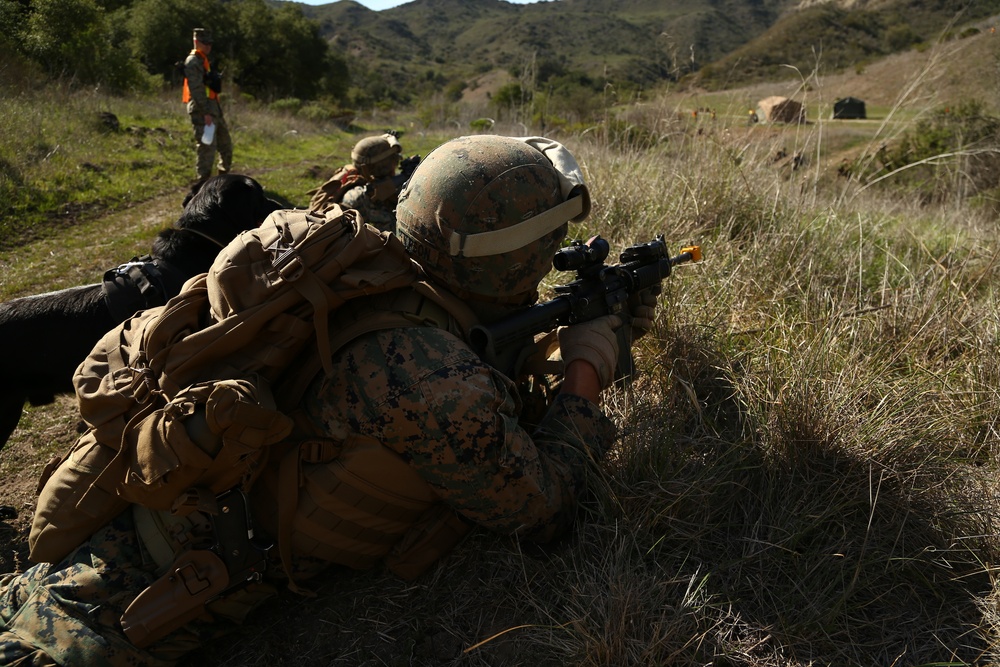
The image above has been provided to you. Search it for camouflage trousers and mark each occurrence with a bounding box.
[190,112,233,181]
[0,511,218,667]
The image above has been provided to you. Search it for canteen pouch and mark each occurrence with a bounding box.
[120,548,229,648]
[116,377,294,511]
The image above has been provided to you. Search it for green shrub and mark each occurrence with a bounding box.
[849,99,1000,203]
[468,117,495,132]
[298,103,340,122]
[269,97,303,115]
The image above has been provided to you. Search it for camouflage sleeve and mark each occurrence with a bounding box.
[184,53,208,113]
[305,326,617,542]
[339,185,371,216]
[340,185,396,233]
[0,510,214,666]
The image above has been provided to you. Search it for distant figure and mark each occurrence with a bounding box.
[182,28,233,188]
[309,133,420,233]
[341,133,417,232]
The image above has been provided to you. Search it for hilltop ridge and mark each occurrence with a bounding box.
[289,0,1000,108]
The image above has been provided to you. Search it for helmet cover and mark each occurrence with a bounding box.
[396,135,576,302]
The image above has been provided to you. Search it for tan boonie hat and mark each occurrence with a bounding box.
[193,28,213,44]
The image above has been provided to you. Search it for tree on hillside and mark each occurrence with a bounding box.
[7,0,347,102]
[229,0,348,101]
[126,0,220,84]
[23,0,147,91]
[0,0,29,65]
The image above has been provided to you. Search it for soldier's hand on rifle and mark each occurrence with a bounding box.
[628,287,659,340]
[558,314,622,390]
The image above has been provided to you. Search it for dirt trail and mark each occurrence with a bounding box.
[0,189,190,299]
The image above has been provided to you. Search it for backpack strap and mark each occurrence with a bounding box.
[273,281,480,413]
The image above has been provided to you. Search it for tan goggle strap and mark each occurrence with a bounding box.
[447,193,584,258]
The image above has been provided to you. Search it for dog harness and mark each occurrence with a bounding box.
[101,255,193,322]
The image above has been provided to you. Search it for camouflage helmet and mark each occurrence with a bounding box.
[395,135,590,304]
[351,134,401,178]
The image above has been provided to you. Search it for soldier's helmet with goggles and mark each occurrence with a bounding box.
[395,135,590,304]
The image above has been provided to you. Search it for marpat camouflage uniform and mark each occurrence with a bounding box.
[0,134,619,666]
[184,50,232,182]
[0,511,230,666]
[340,183,397,233]
[271,321,616,581]
[0,312,615,664]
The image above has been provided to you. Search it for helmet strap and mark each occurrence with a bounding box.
[448,193,584,258]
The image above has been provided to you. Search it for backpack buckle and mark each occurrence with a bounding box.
[299,437,343,464]
[127,365,157,403]
[266,239,304,281]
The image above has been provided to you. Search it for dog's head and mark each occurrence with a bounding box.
[178,174,282,241]
[153,174,282,275]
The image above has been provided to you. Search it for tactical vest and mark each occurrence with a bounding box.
[182,50,218,103]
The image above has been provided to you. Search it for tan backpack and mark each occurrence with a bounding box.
[29,205,419,564]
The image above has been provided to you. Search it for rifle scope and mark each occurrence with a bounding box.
[552,237,610,272]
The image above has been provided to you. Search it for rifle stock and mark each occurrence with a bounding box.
[470,235,701,382]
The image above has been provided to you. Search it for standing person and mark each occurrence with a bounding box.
[0,135,657,665]
[183,28,233,188]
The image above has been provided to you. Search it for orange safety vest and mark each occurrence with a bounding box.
[182,49,218,103]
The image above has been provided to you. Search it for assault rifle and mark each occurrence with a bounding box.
[395,154,421,189]
[469,235,702,384]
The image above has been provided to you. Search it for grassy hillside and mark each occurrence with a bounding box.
[295,0,999,111]
[692,0,1000,89]
[303,0,789,104]
[0,80,448,256]
[5,29,1000,666]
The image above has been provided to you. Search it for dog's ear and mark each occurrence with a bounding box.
[183,178,210,209]
[151,228,185,260]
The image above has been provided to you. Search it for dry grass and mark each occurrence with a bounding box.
[177,109,1000,665]
[4,57,1000,665]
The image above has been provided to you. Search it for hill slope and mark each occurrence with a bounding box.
[288,0,1000,106]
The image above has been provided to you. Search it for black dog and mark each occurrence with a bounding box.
[0,174,281,451]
